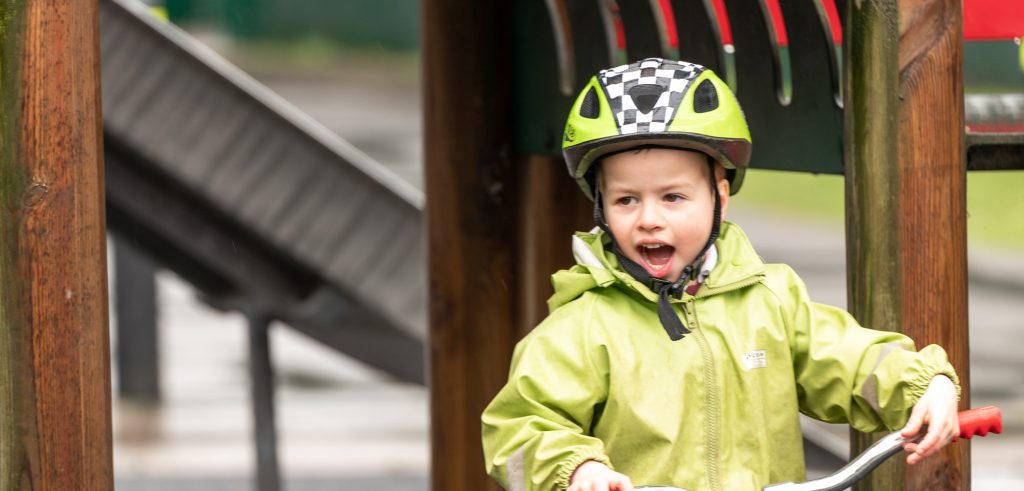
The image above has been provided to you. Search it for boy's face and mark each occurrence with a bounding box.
[601,148,729,282]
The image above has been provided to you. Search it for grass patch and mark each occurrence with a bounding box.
[730,169,845,224]
[966,171,1024,250]
[177,26,421,83]
[731,169,1024,251]
[229,35,420,78]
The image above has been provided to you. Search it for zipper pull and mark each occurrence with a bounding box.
[686,299,698,329]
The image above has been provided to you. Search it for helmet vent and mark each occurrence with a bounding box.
[694,79,719,113]
[628,84,666,114]
[580,86,601,118]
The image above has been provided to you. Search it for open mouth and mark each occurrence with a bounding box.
[637,242,675,278]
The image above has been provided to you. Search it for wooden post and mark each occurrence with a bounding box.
[845,0,968,489]
[844,1,904,489]
[423,1,516,489]
[515,155,594,339]
[0,1,114,490]
[896,1,969,488]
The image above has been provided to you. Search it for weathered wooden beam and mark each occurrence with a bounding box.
[844,1,905,488]
[515,155,593,340]
[0,0,114,489]
[423,0,516,489]
[896,1,969,488]
[844,0,969,489]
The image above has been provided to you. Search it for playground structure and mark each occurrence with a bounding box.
[423,0,1021,490]
[100,0,426,384]
[5,0,426,489]
[1,0,1022,490]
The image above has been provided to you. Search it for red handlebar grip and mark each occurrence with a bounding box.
[958,406,1002,439]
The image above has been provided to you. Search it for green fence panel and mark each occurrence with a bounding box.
[165,0,419,50]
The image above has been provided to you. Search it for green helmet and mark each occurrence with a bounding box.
[562,58,752,200]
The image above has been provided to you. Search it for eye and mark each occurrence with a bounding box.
[665,193,687,203]
[614,196,638,206]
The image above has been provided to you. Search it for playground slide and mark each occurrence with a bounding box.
[99,0,426,382]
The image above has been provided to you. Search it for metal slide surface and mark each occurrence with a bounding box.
[100,0,426,382]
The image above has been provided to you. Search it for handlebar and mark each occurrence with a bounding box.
[957,405,1002,439]
[638,406,1002,491]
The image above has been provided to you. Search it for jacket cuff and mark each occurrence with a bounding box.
[906,360,962,404]
[556,449,613,491]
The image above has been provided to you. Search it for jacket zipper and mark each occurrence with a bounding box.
[684,298,722,491]
[688,273,764,490]
[693,274,765,299]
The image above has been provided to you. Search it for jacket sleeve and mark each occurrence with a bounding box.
[481,303,612,491]
[775,265,961,432]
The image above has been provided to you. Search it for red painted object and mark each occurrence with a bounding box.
[964,0,1024,41]
[764,0,788,46]
[957,405,1003,439]
[634,0,1017,61]
[821,0,842,44]
[711,0,733,46]
[658,0,680,49]
[737,0,1016,47]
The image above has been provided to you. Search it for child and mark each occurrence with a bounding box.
[481,58,960,491]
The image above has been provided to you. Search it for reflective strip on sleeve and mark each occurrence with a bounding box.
[859,341,906,417]
[508,446,526,491]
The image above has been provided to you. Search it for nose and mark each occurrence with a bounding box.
[637,201,665,231]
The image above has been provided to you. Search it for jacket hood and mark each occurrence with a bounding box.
[547,220,765,312]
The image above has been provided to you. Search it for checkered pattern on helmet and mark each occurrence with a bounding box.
[599,58,704,134]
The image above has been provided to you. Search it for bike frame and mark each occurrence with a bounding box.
[637,406,1002,491]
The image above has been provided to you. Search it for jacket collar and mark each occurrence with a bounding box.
[568,220,765,303]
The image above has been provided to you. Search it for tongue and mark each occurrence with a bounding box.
[643,246,674,266]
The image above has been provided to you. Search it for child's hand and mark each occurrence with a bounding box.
[900,374,959,465]
[568,460,634,491]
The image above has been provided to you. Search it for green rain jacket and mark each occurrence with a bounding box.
[481,221,959,491]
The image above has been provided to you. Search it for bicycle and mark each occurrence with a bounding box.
[637,405,1003,491]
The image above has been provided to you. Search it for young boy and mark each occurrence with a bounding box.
[481,58,961,491]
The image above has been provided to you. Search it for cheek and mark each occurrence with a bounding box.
[604,210,632,236]
[604,212,643,256]
[669,211,714,242]
[607,221,633,249]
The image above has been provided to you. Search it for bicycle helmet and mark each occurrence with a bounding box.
[561,58,753,342]
[562,58,751,200]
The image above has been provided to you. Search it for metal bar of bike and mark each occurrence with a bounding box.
[637,406,1003,491]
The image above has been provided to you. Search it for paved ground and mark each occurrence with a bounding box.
[111,271,429,490]
[111,31,1023,490]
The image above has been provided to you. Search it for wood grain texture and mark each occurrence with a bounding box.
[843,1,905,488]
[424,2,597,487]
[845,0,968,489]
[515,155,593,340]
[897,0,969,488]
[0,1,113,490]
[423,1,516,489]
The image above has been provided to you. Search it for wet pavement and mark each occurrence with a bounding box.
[110,36,1023,490]
[112,271,429,490]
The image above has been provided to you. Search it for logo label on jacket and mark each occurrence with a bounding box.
[743,350,767,370]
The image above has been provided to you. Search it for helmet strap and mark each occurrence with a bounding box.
[590,161,722,341]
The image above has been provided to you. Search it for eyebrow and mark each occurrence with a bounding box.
[605,180,697,195]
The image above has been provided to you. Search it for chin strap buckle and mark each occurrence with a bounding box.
[650,277,686,300]
[649,277,671,292]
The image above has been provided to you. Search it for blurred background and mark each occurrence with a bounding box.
[105,0,1023,489]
